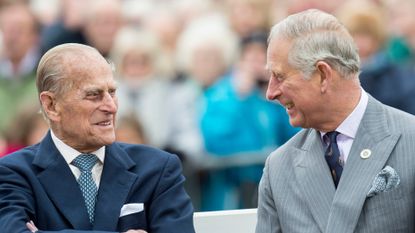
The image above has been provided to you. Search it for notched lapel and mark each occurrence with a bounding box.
[326,96,401,232]
[294,130,335,232]
[326,131,400,232]
[93,144,138,231]
[34,133,92,230]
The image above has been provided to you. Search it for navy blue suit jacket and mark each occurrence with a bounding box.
[0,132,195,233]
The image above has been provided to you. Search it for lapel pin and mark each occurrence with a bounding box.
[360,149,372,159]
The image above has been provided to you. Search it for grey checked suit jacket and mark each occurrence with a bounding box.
[256,95,415,233]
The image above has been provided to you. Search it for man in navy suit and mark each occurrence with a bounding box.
[0,43,195,233]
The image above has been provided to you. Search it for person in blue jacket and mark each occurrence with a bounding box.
[0,43,195,233]
[199,32,300,210]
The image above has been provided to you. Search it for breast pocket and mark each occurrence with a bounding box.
[357,187,410,232]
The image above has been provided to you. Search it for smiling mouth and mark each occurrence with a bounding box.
[96,120,112,126]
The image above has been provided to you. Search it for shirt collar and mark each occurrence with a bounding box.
[50,130,105,165]
[320,88,368,139]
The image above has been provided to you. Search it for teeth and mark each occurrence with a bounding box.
[99,121,111,126]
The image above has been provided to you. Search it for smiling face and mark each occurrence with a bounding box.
[47,52,118,153]
[266,38,325,129]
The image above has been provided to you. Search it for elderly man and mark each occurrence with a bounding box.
[256,9,415,233]
[0,43,195,233]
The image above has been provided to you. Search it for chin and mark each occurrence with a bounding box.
[105,137,116,145]
[289,118,303,128]
[97,134,116,146]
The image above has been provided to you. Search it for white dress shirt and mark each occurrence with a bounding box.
[321,89,368,164]
[50,130,105,187]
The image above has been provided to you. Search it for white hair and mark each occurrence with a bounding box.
[175,13,239,73]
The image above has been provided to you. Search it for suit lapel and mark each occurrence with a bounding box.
[326,96,400,232]
[33,132,92,229]
[294,129,335,232]
[93,143,138,231]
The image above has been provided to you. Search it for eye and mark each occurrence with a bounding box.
[270,71,284,82]
[109,88,116,97]
[276,74,284,82]
[85,91,101,100]
[87,91,99,97]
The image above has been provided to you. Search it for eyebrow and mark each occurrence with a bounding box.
[84,88,103,95]
[83,82,117,92]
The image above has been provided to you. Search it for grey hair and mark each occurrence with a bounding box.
[269,9,360,79]
[36,43,104,97]
[36,43,111,121]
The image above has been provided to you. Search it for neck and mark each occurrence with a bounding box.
[319,80,362,132]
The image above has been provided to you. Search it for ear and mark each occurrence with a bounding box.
[39,91,60,122]
[315,61,333,93]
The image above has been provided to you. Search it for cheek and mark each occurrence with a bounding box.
[61,110,91,131]
[113,97,119,109]
[279,83,296,98]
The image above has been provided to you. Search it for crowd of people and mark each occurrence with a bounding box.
[0,0,414,211]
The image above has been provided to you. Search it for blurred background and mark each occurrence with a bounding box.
[0,0,414,211]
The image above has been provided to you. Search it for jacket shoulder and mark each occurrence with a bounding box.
[113,142,180,164]
[0,144,38,167]
[267,128,310,162]
[383,104,415,133]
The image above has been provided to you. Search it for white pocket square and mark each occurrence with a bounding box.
[367,166,400,197]
[120,203,144,217]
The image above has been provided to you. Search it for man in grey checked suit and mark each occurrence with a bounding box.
[256,9,415,233]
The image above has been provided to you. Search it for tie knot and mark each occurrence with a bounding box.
[72,154,98,171]
[325,131,340,144]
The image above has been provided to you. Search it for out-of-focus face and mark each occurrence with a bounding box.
[53,55,118,152]
[121,51,152,80]
[240,43,267,81]
[266,38,324,129]
[228,0,266,37]
[0,5,37,63]
[83,2,122,56]
[191,44,226,87]
[352,33,379,63]
[144,12,181,52]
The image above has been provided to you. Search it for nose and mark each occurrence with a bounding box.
[266,77,282,101]
[100,92,118,114]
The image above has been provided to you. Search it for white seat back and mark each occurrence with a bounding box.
[193,208,257,233]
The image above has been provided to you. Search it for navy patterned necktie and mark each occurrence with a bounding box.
[324,131,343,188]
[72,154,98,224]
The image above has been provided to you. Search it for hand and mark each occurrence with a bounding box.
[26,220,38,233]
[124,230,147,233]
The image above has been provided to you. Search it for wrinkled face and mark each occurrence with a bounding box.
[266,38,324,129]
[54,58,118,152]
